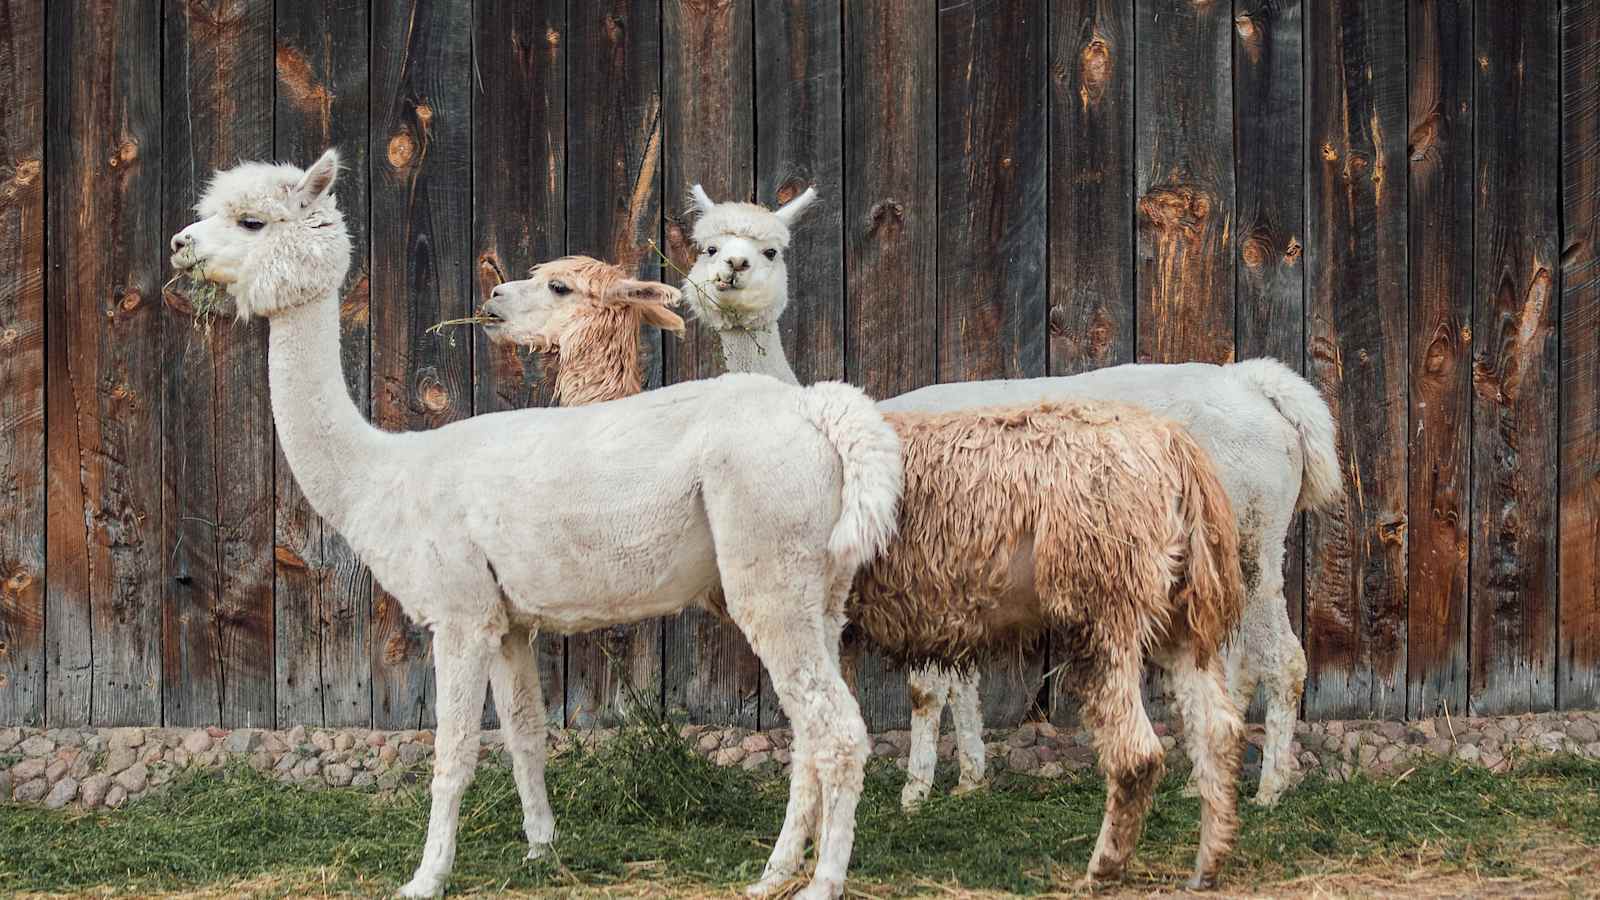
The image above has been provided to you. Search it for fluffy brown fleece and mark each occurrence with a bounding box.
[529,256,684,405]
[853,401,1244,671]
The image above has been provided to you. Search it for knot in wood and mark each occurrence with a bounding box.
[776,179,807,204]
[1241,234,1271,270]
[0,327,17,348]
[420,381,450,412]
[546,26,561,47]
[1321,142,1338,161]
[414,103,434,130]
[1078,37,1111,106]
[603,14,625,42]
[109,139,139,169]
[387,133,417,169]
[5,570,32,592]
[14,158,40,185]
[1047,305,1070,336]
[120,290,142,312]
[1138,186,1211,238]
[1283,237,1303,263]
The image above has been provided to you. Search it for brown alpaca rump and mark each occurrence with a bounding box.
[850,401,1245,672]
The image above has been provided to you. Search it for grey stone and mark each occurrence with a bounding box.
[1006,747,1038,772]
[1455,744,1480,764]
[108,727,144,750]
[79,774,111,808]
[19,735,54,757]
[182,731,213,754]
[275,752,302,773]
[712,747,745,767]
[741,751,772,771]
[12,757,47,782]
[740,733,772,754]
[334,733,355,753]
[250,751,273,772]
[311,731,335,753]
[324,763,354,787]
[13,778,49,803]
[284,725,307,747]
[45,758,69,783]
[297,758,321,778]
[1007,723,1037,748]
[1377,721,1406,742]
[44,777,79,810]
[259,732,289,755]
[104,746,139,775]
[696,732,720,753]
[115,763,148,794]
[1566,720,1598,744]
[54,730,85,748]
[105,784,128,809]
[351,771,376,789]
[0,727,21,752]
[0,771,10,801]
[398,743,430,767]
[223,729,261,754]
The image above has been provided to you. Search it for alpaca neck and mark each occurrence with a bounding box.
[554,306,646,406]
[267,289,386,533]
[716,320,798,385]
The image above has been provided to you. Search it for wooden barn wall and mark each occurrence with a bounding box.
[2,0,1596,730]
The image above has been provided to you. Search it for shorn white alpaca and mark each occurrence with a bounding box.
[682,186,1342,809]
[505,252,1252,887]
[168,150,904,900]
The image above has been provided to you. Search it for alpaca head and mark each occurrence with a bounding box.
[169,148,351,319]
[681,184,817,330]
[483,255,684,352]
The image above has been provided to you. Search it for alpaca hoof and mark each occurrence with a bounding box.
[792,878,844,900]
[525,840,553,861]
[951,778,988,797]
[899,781,932,813]
[396,875,444,898]
[1186,873,1218,891]
[1252,775,1288,807]
[745,872,794,897]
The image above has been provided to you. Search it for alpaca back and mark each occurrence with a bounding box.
[852,402,1244,667]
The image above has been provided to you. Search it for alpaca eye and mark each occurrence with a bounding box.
[705,246,717,257]
[763,248,778,260]
[549,281,572,296]
[238,217,266,231]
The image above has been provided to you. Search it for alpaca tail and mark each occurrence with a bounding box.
[1170,429,1248,667]
[1228,357,1344,513]
[795,381,903,572]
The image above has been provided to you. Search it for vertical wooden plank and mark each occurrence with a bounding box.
[1134,0,1235,366]
[842,0,936,731]
[1471,0,1560,715]
[161,0,276,729]
[274,0,372,728]
[1560,0,1600,708]
[753,0,843,731]
[1235,0,1306,647]
[1304,0,1409,720]
[1406,0,1472,718]
[45,0,163,727]
[0,0,44,726]
[564,0,663,728]
[1048,0,1132,377]
[472,0,566,728]
[370,0,473,729]
[660,0,758,728]
[939,0,1047,727]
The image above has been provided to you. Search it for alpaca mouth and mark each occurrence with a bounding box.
[712,274,742,291]
[170,248,202,271]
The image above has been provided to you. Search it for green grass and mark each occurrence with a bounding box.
[2,721,1598,898]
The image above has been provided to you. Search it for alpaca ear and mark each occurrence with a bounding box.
[294,148,340,208]
[604,279,686,335]
[773,186,819,227]
[689,184,716,217]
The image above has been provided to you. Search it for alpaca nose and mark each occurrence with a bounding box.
[489,284,506,299]
[725,256,749,272]
[171,231,192,252]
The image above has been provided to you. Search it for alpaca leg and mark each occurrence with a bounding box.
[1254,611,1306,807]
[1184,640,1253,798]
[489,626,556,857]
[900,663,950,812]
[751,727,819,894]
[1158,645,1245,890]
[949,669,988,795]
[1080,649,1166,885]
[400,622,497,898]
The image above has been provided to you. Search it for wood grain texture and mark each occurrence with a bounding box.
[472,0,567,728]
[660,0,759,728]
[938,0,1048,727]
[1406,0,1472,718]
[369,0,473,729]
[1304,0,1409,720]
[1560,0,1600,709]
[753,0,843,731]
[1048,0,1132,376]
[1134,0,1234,366]
[564,0,664,728]
[1470,0,1560,715]
[160,0,277,729]
[44,0,164,727]
[841,0,936,731]
[274,0,372,728]
[0,0,44,726]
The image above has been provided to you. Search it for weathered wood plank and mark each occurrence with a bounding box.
[1234,0,1305,720]
[1303,0,1409,720]
[44,0,163,727]
[938,0,1047,727]
[472,0,566,728]
[160,0,276,729]
[1470,0,1560,715]
[1048,0,1132,376]
[1134,0,1234,366]
[0,0,45,726]
[660,0,759,728]
[841,0,936,731]
[370,0,473,729]
[1560,0,1600,709]
[564,0,663,728]
[274,0,372,728]
[1406,0,1472,718]
[753,0,843,731]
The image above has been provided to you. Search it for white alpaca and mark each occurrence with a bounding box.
[168,151,904,900]
[682,186,1342,809]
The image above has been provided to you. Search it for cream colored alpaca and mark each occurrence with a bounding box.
[168,151,904,900]
[682,186,1341,809]
[493,251,1250,888]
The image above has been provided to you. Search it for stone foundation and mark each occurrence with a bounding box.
[3,710,1597,812]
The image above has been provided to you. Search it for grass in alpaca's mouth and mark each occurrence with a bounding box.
[426,312,504,348]
[162,264,225,336]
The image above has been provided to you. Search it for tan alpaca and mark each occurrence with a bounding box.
[484,254,1248,890]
